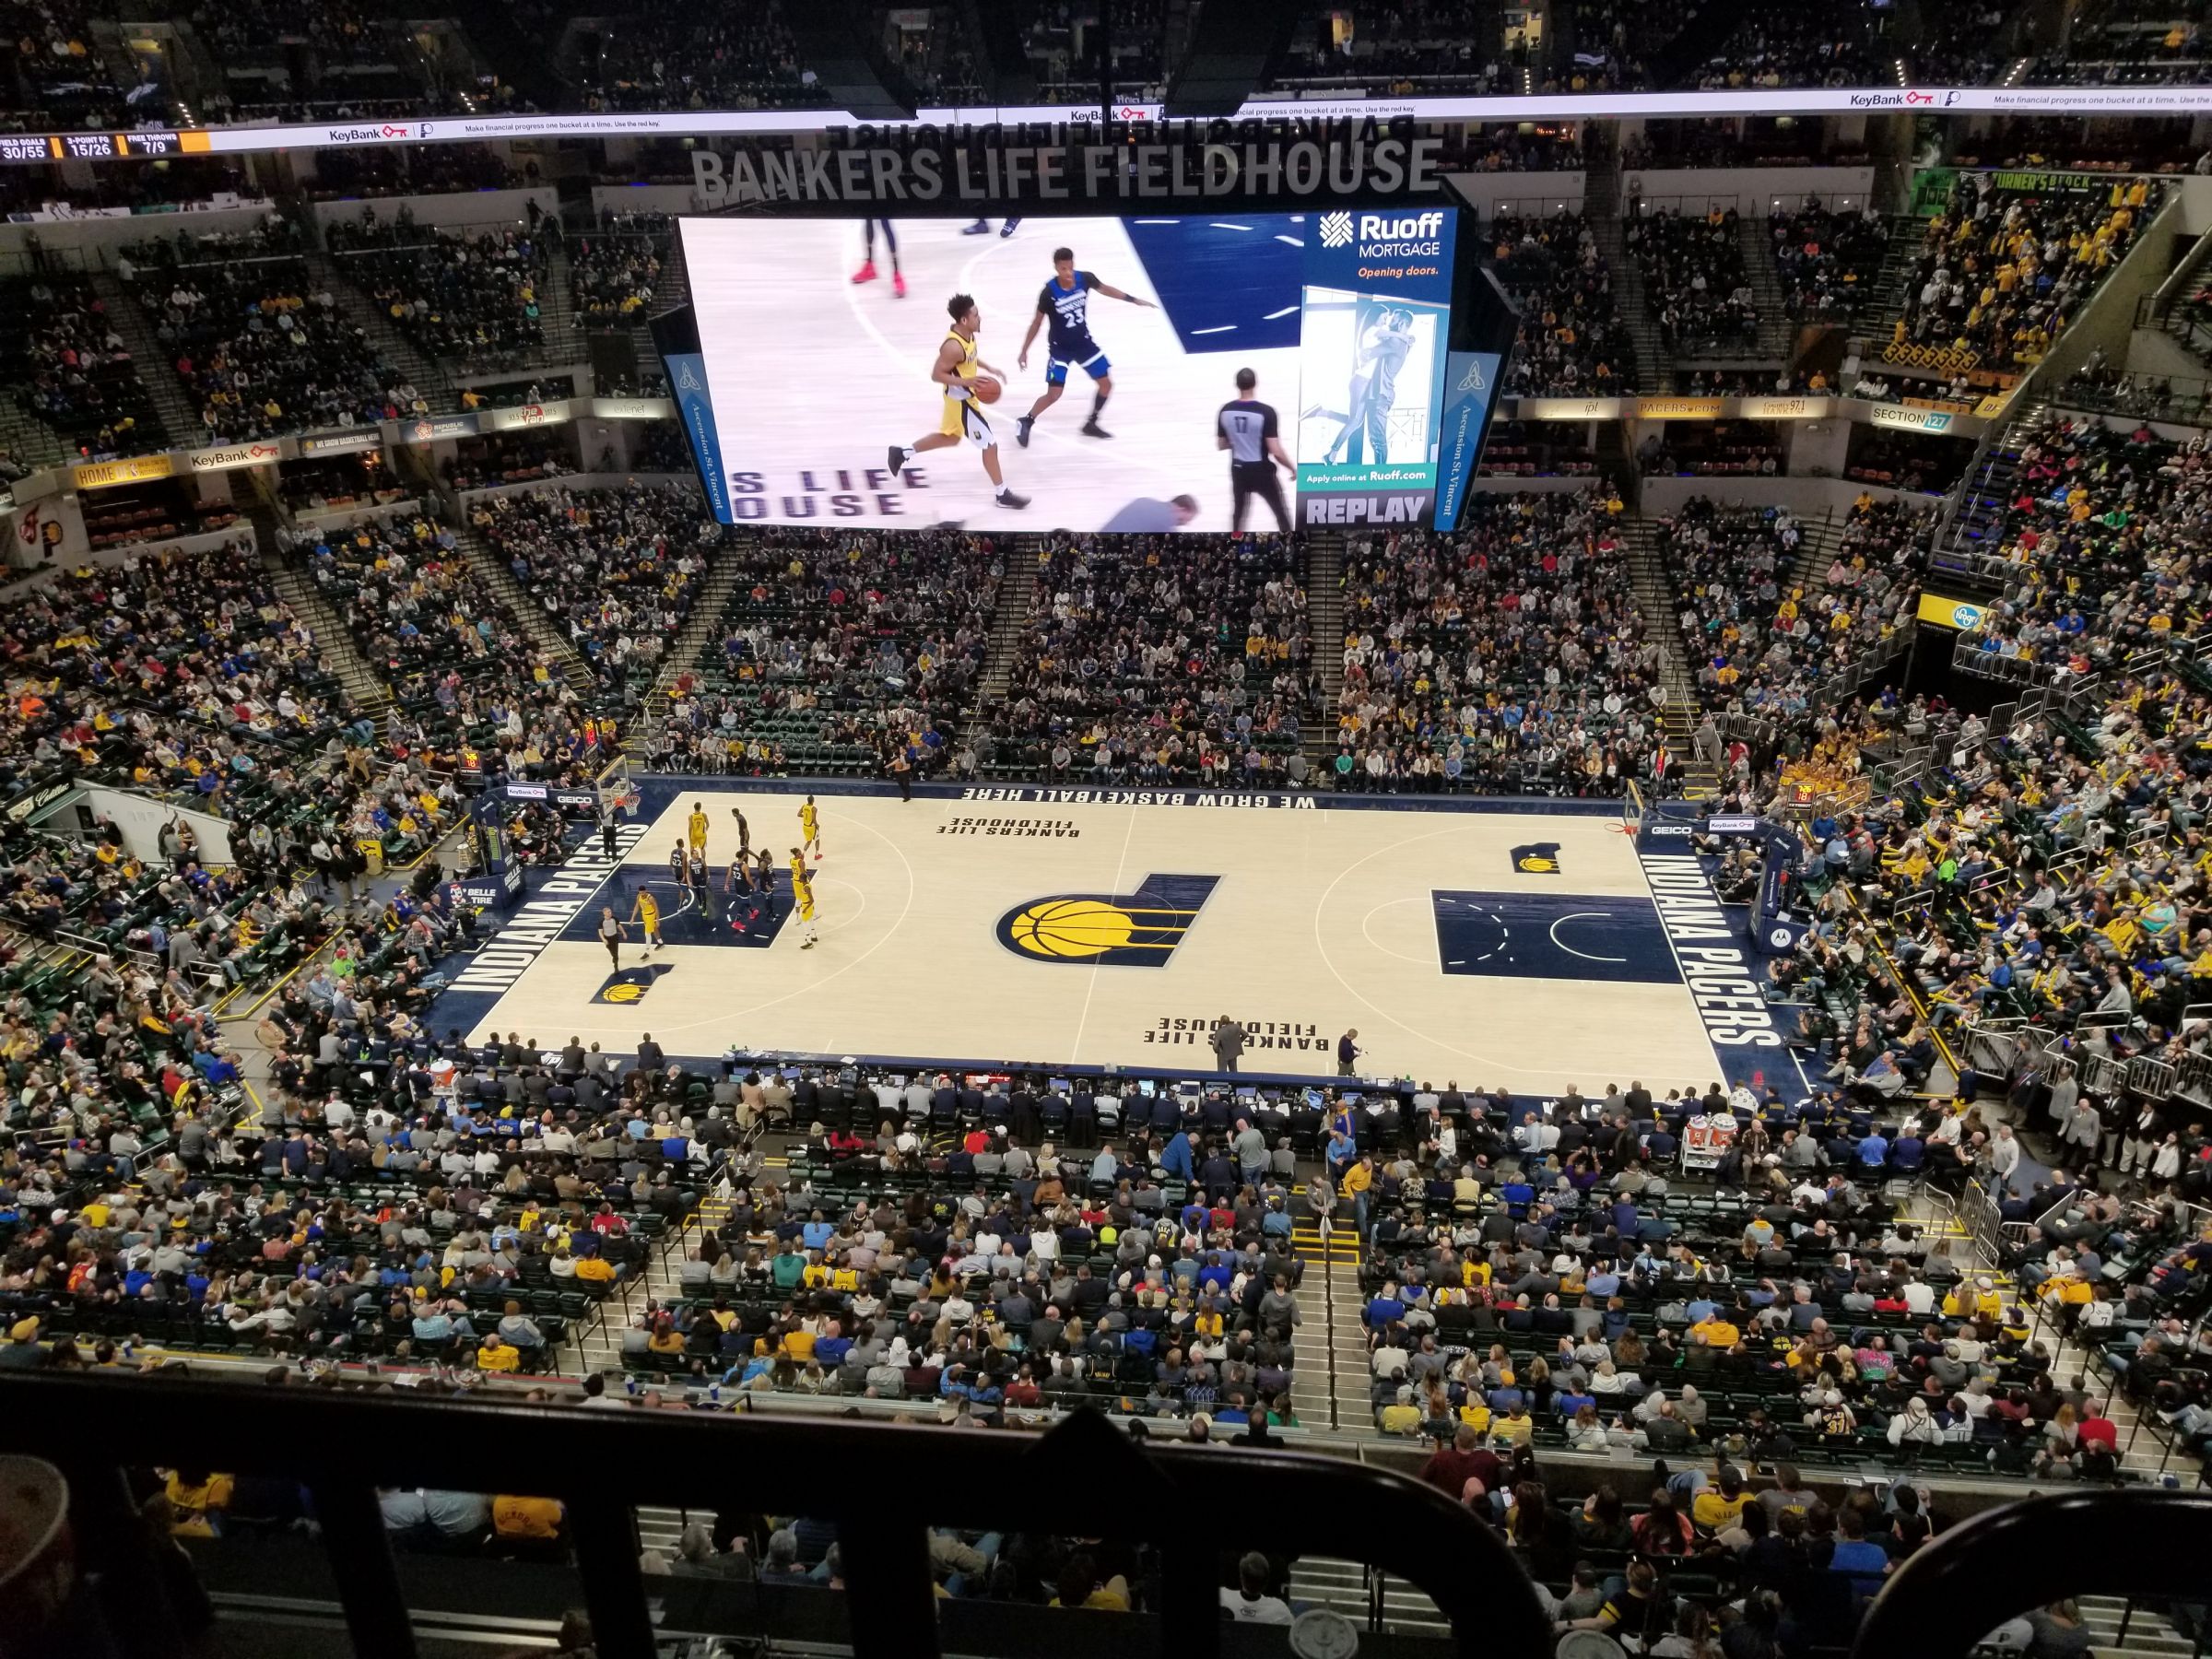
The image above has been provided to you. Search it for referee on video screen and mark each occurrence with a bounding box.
[1218,367,1296,533]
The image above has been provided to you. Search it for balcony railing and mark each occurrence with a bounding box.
[5,1371,2211,1658]
[0,1372,1546,1659]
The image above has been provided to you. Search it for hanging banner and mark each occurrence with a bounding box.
[662,344,732,524]
[1432,350,1502,533]
[1910,167,1960,216]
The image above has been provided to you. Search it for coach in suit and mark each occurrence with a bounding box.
[1211,1016,1247,1074]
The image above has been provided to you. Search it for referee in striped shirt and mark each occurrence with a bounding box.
[1217,367,1296,533]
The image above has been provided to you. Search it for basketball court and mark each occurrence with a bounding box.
[433,782,1799,1099]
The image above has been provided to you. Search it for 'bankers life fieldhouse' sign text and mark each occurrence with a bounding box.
[692,122,1449,209]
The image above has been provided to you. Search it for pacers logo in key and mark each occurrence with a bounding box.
[594,964,673,1004]
[1511,841,1564,876]
[997,874,1219,969]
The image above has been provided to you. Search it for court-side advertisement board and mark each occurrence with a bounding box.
[676,208,1459,534]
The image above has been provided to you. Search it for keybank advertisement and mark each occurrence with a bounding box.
[1296,207,1458,527]
[1432,349,1502,533]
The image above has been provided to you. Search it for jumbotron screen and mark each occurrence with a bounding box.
[670,210,1466,533]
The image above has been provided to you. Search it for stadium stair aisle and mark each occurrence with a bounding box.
[0,393,68,470]
[168,18,239,117]
[1290,1562,1446,1638]
[1938,403,2045,559]
[1301,532,1346,780]
[308,251,456,410]
[1616,517,1716,792]
[539,233,582,366]
[641,542,750,723]
[88,269,194,449]
[0,916,93,985]
[627,229,690,393]
[449,519,599,695]
[239,481,395,724]
[1782,508,1843,596]
[1864,215,1933,325]
[578,1182,740,1376]
[2154,222,2212,362]
[1737,215,1796,366]
[572,1177,728,1377]
[1293,1209,1359,1432]
[976,537,1042,707]
[1325,1254,1377,1434]
[1892,1186,2177,1479]
[447,0,568,110]
[1586,156,1664,395]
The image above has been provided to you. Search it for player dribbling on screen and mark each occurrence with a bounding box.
[1014,245,1155,448]
[888,294,1029,511]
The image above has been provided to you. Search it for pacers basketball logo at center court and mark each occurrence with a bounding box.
[593,964,673,1004]
[996,874,1220,968]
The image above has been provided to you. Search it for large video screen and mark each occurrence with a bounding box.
[673,209,1458,533]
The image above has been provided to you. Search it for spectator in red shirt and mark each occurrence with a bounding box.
[1418,1423,1503,1498]
[2077,1410,2119,1455]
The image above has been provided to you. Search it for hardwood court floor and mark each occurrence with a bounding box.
[449,785,1737,1094]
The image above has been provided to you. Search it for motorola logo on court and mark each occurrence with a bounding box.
[1317,210,1355,249]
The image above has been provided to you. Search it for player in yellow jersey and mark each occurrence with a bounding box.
[800,794,822,862]
[688,801,709,860]
[887,294,1029,511]
[790,848,819,948]
[630,886,664,957]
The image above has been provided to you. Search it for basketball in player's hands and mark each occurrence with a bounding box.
[971,376,1002,404]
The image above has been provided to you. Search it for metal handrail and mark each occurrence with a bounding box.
[1854,1492,2212,1659]
[0,1374,1548,1659]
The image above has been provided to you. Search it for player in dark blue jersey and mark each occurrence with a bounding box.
[1014,245,1156,447]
